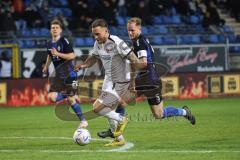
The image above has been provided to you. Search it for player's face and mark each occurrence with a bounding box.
[92,26,108,44]
[50,24,62,38]
[127,22,141,40]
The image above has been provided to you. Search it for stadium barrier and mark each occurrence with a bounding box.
[19,44,230,78]
[0,72,240,107]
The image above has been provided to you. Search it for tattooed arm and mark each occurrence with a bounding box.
[127,51,147,70]
[75,55,99,70]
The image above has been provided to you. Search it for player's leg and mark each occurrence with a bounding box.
[93,99,127,146]
[148,96,196,125]
[100,88,135,138]
[147,80,196,125]
[47,77,67,103]
[163,104,195,125]
[48,92,67,103]
[97,104,125,138]
[149,97,184,119]
[93,94,128,136]
[97,104,126,146]
[93,99,125,124]
[67,96,88,128]
[64,75,88,128]
[103,118,126,147]
[96,82,132,146]
[103,88,139,146]
[97,106,126,147]
[149,100,164,119]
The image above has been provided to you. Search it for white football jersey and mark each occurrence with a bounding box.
[90,35,132,83]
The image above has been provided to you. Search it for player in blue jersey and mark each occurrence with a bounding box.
[42,19,88,128]
[98,17,195,140]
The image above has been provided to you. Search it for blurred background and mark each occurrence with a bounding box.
[0,0,240,107]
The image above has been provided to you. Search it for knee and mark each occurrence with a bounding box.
[93,108,98,114]
[93,99,106,114]
[48,92,57,102]
[153,112,163,119]
[152,108,164,119]
[67,96,76,105]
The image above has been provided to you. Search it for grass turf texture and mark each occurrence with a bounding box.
[0,98,240,160]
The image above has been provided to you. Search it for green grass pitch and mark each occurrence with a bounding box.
[0,98,240,160]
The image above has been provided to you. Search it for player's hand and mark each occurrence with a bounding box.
[74,65,82,71]
[129,80,136,91]
[51,48,59,56]
[42,65,48,74]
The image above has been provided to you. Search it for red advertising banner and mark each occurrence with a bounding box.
[179,73,208,99]
[1,73,239,107]
[0,79,51,106]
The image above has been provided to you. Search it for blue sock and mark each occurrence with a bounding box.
[71,103,85,121]
[116,105,125,116]
[56,93,67,102]
[163,106,186,118]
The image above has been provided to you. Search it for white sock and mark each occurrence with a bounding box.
[117,135,124,141]
[98,108,123,122]
[108,118,118,132]
[182,109,187,116]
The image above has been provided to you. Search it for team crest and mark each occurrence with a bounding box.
[57,45,61,51]
[105,42,115,53]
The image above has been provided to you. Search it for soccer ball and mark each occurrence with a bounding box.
[73,128,91,146]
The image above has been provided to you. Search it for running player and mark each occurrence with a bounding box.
[42,19,88,128]
[75,19,142,146]
[98,17,196,140]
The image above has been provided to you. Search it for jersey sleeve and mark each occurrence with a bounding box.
[136,39,148,58]
[117,40,132,58]
[62,37,74,53]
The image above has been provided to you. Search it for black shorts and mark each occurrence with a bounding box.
[49,76,78,96]
[135,76,163,105]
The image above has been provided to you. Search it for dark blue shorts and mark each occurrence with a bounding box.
[135,75,162,105]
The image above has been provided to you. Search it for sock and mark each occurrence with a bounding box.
[163,106,187,118]
[71,103,85,121]
[98,108,123,122]
[115,105,125,116]
[117,135,124,141]
[108,118,118,132]
[56,93,67,102]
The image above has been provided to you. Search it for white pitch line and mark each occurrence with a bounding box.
[0,137,239,153]
[108,142,134,152]
[0,136,73,140]
[0,136,108,141]
[0,136,134,152]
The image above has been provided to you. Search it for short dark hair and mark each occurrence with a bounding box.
[91,19,108,28]
[127,17,142,26]
[50,19,63,29]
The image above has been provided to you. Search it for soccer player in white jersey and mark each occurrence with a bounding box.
[75,19,142,146]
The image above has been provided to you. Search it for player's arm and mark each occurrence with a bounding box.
[129,62,136,89]
[42,55,52,74]
[137,56,147,69]
[127,51,147,70]
[51,48,76,60]
[118,40,147,70]
[75,55,98,70]
[76,43,99,70]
